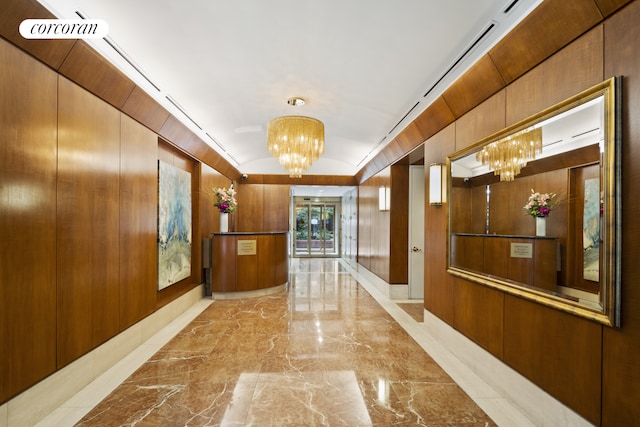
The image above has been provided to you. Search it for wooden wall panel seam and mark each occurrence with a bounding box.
[439,96,457,126]
[58,41,137,109]
[593,0,634,16]
[55,38,79,72]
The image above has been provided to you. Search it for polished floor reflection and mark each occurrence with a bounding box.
[75,259,496,426]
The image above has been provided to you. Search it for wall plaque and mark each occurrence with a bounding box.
[237,239,257,255]
[510,243,533,258]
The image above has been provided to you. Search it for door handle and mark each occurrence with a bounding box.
[412,246,422,252]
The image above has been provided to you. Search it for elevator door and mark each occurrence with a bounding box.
[294,204,338,257]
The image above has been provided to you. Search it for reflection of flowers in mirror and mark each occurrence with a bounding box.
[524,189,557,217]
[214,185,237,213]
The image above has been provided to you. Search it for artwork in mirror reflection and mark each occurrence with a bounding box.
[447,78,620,326]
[583,178,600,282]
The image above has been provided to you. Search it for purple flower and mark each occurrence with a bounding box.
[524,189,557,217]
[214,186,237,213]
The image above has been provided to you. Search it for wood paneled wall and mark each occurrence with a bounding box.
[359,169,390,281]
[241,174,357,186]
[389,166,409,284]
[424,125,456,325]
[119,115,159,329]
[56,76,122,367]
[358,165,409,284]
[0,32,234,403]
[602,1,640,424]
[505,25,605,126]
[235,184,290,232]
[0,39,58,401]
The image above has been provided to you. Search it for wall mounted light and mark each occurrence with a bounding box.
[378,186,390,211]
[429,163,447,205]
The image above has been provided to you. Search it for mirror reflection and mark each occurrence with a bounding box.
[447,78,620,326]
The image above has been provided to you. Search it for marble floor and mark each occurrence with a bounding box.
[38,258,535,426]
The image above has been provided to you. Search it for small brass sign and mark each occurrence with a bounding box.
[237,239,257,255]
[510,243,533,258]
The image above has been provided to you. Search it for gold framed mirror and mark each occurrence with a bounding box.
[447,77,621,327]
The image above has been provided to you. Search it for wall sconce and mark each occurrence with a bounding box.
[378,186,390,211]
[429,163,447,205]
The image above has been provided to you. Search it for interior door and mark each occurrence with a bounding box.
[409,165,425,299]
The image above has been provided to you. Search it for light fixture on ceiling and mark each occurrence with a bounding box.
[267,98,324,178]
[475,126,543,182]
[287,97,305,106]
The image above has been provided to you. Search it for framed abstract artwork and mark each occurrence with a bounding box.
[158,160,192,290]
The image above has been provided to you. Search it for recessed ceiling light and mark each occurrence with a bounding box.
[287,97,305,106]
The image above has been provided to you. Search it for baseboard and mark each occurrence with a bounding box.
[355,263,408,299]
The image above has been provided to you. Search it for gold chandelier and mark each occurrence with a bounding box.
[476,126,543,182]
[267,115,324,178]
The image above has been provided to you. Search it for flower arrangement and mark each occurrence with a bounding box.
[523,189,556,217]
[214,185,237,214]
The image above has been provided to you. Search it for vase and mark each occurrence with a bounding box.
[536,216,546,237]
[219,212,229,233]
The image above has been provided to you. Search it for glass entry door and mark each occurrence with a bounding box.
[294,203,338,257]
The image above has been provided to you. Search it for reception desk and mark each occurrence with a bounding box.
[210,231,288,297]
[450,233,560,291]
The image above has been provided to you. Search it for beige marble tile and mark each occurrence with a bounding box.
[91,322,143,377]
[474,397,537,427]
[8,352,94,427]
[0,402,7,427]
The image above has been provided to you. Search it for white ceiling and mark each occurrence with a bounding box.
[37,0,541,179]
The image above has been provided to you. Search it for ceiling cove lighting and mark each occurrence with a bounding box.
[267,97,324,178]
[475,126,543,182]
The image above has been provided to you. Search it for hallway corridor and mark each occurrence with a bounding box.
[40,259,534,426]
